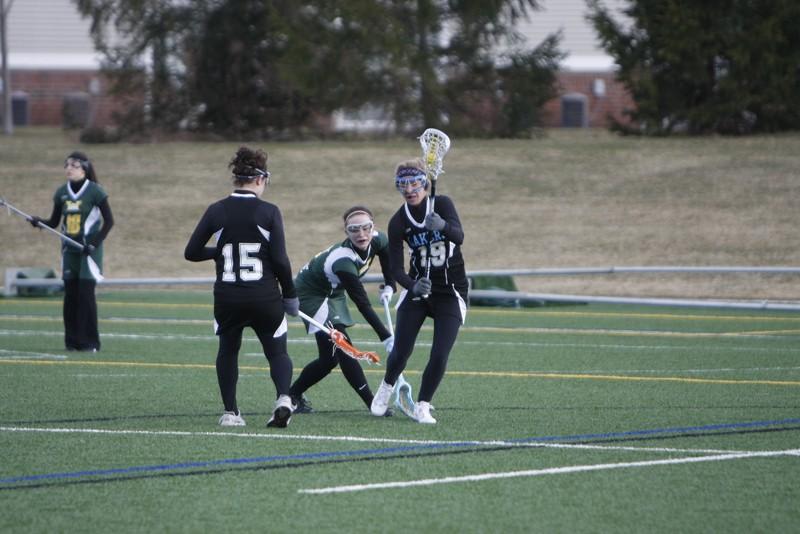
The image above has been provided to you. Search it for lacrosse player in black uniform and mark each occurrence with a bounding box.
[370,158,468,424]
[185,146,299,428]
[28,151,114,352]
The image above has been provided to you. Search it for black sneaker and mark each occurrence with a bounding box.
[267,395,293,428]
[292,395,314,414]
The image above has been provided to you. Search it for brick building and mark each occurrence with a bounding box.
[3,0,631,130]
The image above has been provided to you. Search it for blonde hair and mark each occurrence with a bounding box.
[395,158,424,175]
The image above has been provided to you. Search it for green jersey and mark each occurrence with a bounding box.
[54,180,108,245]
[53,180,108,280]
[295,231,389,328]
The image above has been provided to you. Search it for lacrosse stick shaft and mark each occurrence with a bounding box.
[382,298,394,336]
[297,309,380,364]
[297,310,332,334]
[1,197,85,250]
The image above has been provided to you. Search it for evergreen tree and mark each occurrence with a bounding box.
[76,0,561,138]
[587,0,800,135]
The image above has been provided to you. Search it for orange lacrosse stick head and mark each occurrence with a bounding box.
[330,329,381,364]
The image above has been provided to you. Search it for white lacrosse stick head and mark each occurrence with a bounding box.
[418,128,451,180]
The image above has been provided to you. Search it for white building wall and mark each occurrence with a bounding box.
[516,0,629,71]
[7,0,101,69]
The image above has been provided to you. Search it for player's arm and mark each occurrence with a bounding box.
[266,207,297,298]
[387,214,416,290]
[338,270,391,341]
[184,206,218,262]
[376,240,397,293]
[432,195,463,245]
[87,198,114,247]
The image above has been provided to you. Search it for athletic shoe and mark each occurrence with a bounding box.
[414,401,437,424]
[370,380,393,416]
[291,394,314,414]
[394,374,416,419]
[267,395,293,428]
[218,410,246,427]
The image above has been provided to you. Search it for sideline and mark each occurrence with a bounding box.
[1,357,799,386]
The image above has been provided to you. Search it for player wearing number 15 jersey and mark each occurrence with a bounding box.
[184,146,298,429]
[370,157,468,424]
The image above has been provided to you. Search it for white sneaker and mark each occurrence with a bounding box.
[267,394,293,428]
[394,374,416,419]
[370,380,394,416]
[219,410,246,427]
[414,401,437,424]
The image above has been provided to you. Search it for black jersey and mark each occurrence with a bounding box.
[185,190,296,302]
[387,194,468,296]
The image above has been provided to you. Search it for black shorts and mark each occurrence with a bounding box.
[214,298,286,337]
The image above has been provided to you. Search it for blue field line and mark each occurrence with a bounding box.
[0,442,472,485]
[513,417,800,444]
[2,417,798,486]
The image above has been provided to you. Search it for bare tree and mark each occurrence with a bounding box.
[1,0,15,135]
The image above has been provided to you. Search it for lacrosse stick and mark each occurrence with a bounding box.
[297,310,381,364]
[380,296,417,417]
[381,295,394,337]
[417,128,451,295]
[1,196,85,251]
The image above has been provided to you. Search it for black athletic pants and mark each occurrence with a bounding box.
[383,291,463,403]
[63,278,100,351]
[290,328,374,408]
[214,298,293,414]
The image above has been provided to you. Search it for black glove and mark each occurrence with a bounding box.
[424,212,446,232]
[411,277,432,297]
[283,297,300,317]
[82,243,96,256]
[29,216,43,228]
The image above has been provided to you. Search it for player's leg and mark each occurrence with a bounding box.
[413,294,464,423]
[418,311,461,402]
[62,278,80,350]
[384,296,428,385]
[289,331,338,402]
[216,327,243,414]
[76,279,99,350]
[371,295,427,416]
[334,327,374,409]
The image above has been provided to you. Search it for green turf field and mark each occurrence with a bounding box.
[1,290,799,532]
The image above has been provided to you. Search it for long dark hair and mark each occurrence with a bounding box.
[67,151,98,183]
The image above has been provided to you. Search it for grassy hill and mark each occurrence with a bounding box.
[1,128,799,299]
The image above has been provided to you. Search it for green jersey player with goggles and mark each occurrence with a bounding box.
[289,206,396,414]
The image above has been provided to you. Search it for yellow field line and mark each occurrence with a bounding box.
[4,298,800,322]
[1,358,798,387]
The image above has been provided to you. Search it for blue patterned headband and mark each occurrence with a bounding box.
[395,167,426,180]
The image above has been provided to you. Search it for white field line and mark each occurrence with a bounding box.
[3,314,800,340]
[4,327,800,355]
[298,448,800,495]
[0,349,67,360]
[0,425,757,456]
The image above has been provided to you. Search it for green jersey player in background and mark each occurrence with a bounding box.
[29,151,114,352]
[289,206,396,414]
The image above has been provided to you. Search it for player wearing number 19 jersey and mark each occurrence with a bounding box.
[370,158,468,424]
[184,146,297,428]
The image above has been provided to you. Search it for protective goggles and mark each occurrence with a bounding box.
[395,173,427,193]
[64,158,86,169]
[345,221,374,234]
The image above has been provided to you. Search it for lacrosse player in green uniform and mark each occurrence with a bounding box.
[28,152,114,351]
[289,206,396,413]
